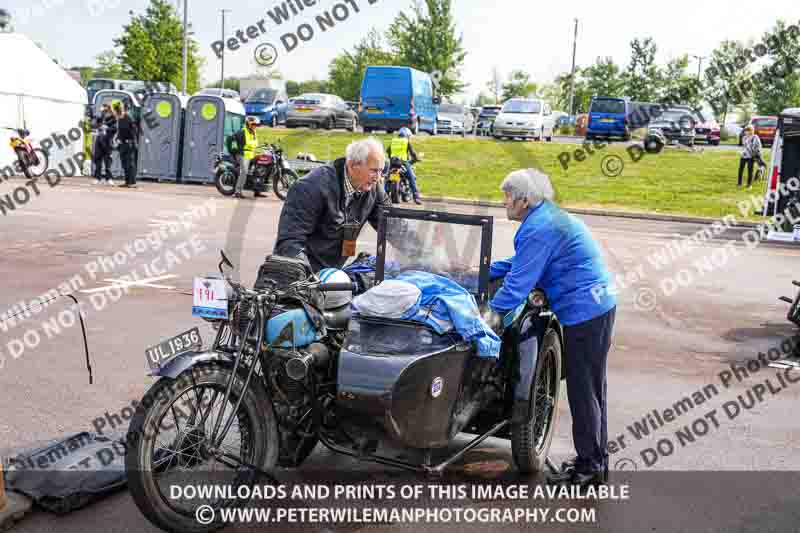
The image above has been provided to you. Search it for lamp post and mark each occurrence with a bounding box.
[220,9,231,91]
[691,54,706,81]
[567,18,579,117]
[181,0,188,94]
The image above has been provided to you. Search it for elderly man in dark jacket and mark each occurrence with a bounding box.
[274,137,392,272]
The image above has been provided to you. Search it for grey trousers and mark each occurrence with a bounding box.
[235,156,251,194]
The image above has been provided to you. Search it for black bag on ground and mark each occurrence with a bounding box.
[4,432,127,514]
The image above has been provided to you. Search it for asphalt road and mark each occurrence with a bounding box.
[1,177,799,532]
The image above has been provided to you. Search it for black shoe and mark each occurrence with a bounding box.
[413,197,422,205]
[546,463,576,485]
[254,192,266,198]
[570,469,607,490]
[234,192,244,199]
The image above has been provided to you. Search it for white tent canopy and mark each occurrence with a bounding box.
[0,32,87,176]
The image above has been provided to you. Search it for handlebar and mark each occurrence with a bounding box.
[317,282,357,292]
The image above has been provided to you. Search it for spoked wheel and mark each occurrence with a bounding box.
[273,167,300,201]
[512,329,561,474]
[126,364,278,533]
[214,169,237,196]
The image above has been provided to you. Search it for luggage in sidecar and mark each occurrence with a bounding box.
[336,315,477,449]
[335,207,499,449]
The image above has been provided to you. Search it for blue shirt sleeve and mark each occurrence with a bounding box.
[489,225,556,313]
[489,259,513,280]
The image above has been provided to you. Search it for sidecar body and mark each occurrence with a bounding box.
[327,207,565,474]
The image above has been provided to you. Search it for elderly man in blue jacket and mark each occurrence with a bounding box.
[488,168,617,488]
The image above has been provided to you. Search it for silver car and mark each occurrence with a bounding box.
[436,103,475,136]
[286,93,358,131]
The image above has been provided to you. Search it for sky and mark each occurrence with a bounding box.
[5,0,800,103]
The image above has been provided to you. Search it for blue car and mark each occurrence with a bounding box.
[586,97,631,141]
[243,87,289,127]
[358,66,439,135]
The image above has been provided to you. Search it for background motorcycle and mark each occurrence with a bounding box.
[5,127,48,179]
[213,143,300,200]
[383,156,416,204]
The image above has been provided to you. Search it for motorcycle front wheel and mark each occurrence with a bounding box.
[126,363,279,533]
[273,167,299,201]
[511,328,562,474]
[214,169,237,196]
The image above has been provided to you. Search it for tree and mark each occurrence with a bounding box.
[582,57,624,99]
[386,0,467,97]
[659,54,702,110]
[622,37,661,102]
[501,70,537,100]
[69,66,96,85]
[702,40,754,124]
[472,92,493,107]
[113,0,204,93]
[486,67,502,103]
[328,29,396,101]
[753,19,800,114]
[94,50,126,80]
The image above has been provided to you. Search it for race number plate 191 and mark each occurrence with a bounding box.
[145,327,202,371]
[192,277,229,319]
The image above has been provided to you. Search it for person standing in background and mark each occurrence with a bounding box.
[92,104,116,185]
[739,125,763,188]
[115,103,139,188]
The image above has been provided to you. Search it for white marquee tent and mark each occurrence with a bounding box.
[0,32,87,176]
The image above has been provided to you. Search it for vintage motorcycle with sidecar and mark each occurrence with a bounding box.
[125,208,565,533]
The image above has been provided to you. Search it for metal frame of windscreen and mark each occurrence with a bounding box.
[375,207,494,306]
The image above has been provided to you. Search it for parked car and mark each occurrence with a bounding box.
[476,105,502,136]
[197,88,241,100]
[87,78,146,105]
[646,109,697,146]
[358,66,439,134]
[739,115,779,146]
[243,87,289,127]
[586,96,630,141]
[286,93,358,130]
[436,103,475,136]
[492,98,556,141]
[693,113,721,145]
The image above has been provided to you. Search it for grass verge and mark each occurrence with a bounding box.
[257,127,770,221]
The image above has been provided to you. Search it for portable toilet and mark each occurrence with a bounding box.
[137,92,189,182]
[181,95,246,183]
[90,89,142,179]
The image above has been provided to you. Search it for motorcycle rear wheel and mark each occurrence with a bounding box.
[214,169,237,196]
[126,363,278,533]
[273,167,300,201]
[511,328,562,474]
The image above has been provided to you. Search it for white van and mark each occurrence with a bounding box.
[762,107,800,233]
[492,98,556,142]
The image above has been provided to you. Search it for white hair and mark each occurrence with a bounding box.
[500,168,555,205]
[346,137,385,165]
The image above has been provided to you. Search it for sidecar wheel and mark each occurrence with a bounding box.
[512,328,561,474]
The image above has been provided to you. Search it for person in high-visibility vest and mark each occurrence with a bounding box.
[386,127,422,204]
[226,116,265,198]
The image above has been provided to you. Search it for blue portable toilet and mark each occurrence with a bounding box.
[137,92,189,182]
[181,95,246,183]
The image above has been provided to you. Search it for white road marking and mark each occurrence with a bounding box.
[79,274,178,293]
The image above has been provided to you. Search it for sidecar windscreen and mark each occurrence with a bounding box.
[375,207,494,306]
